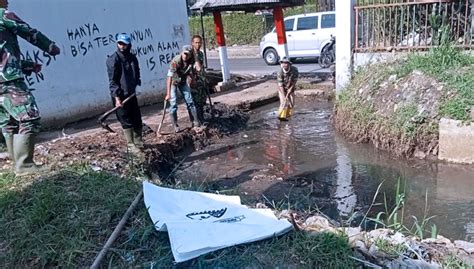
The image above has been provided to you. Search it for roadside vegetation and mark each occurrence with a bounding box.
[3,163,470,267]
[0,165,355,268]
[188,5,316,48]
[334,42,474,158]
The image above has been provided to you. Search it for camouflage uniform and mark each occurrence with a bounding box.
[277,65,299,114]
[167,53,199,128]
[190,49,208,123]
[0,8,57,136]
[0,7,59,174]
[191,49,204,67]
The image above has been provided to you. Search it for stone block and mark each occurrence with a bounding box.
[438,118,474,164]
[214,81,236,92]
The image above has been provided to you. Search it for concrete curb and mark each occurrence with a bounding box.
[205,46,260,59]
[33,79,331,144]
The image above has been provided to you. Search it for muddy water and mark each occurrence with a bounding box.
[176,99,474,241]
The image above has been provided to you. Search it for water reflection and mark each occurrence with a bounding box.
[262,122,295,176]
[177,100,474,241]
[334,139,357,217]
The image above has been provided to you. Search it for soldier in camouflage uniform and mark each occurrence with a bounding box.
[189,35,208,124]
[165,45,200,133]
[277,57,298,119]
[0,0,61,175]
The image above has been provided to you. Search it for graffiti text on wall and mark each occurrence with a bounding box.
[66,23,180,71]
[67,23,153,58]
[20,49,57,86]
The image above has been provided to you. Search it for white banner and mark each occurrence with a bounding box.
[143,181,293,263]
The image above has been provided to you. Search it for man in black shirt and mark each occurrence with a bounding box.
[106,33,144,154]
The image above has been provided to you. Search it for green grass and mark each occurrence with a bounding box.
[335,42,473,157]
[374,238,406,257]
[395,45,474,121]
[110,223,356,268]
[392,103,419,138]
[368,179,438,240]
[188,5,317,47]
[1,165,357,268]
[0,167,141,267]
[442,254,472,269]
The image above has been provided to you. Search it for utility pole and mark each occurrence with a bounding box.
[335,0,356,93]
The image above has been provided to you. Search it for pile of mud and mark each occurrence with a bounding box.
[22,103,248,179]
[333,66,443,159]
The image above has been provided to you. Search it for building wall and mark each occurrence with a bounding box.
[10,0,189,126]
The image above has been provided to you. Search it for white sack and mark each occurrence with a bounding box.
[143,181,293,263]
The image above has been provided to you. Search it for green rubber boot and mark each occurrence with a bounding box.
[13,134,42,176]
[123,128,144,159]
[132,126,144,149]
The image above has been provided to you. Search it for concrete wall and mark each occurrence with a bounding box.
[10,0,189,127]
[353,52,407,69]
[439,118,474,164]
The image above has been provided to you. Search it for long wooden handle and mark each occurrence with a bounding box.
[156,100,168,134]
[98,93,137,123]
[90,190,143,269]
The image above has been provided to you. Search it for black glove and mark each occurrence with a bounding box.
[48,44,61,56]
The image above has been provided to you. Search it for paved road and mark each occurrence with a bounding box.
[206,57,330,76]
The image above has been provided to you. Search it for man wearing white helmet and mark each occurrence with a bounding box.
[106,33,144,155]
[277,57,298,120]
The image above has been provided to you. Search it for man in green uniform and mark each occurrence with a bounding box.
[0,0,60,175]
[165,45,200,133]
[276,57,298,120]
[189,35,208,124]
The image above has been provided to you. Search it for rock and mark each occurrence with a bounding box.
[454,240,474,254]
[341,227,364,246]
[384,257,440,269]
[255,203,268,209]
[368,228,392,241]
[414,149,427,159]
[390,232,406,245]
[90,165,102,172]
[295,89,325,97]
[277,209,292,219]
[303,216,333,232]
[214,81,236,92]
[353,239,369,252]
[388,74,397,81]
[422,235,454,249]
[368,243,378,256]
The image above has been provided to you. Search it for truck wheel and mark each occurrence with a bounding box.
[263,48,278,65]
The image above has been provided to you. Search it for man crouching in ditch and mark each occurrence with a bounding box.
[0,0,60,176]
[277,57,298,120]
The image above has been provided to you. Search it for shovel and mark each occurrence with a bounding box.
[98,93,136,133]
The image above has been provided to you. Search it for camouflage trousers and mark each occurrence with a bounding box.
[190,79,208,107]
[190,77,208,124]
[0,79,41,139]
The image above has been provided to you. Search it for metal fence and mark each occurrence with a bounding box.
[354,0,473,52]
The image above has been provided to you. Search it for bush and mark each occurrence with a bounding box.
[188,5,317,48]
